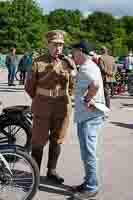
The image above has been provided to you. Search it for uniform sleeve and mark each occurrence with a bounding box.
[25,61,38,98]
[62,59,76,96]
[68,73,75,96]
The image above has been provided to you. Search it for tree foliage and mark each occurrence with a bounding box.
[0,0,48,52]
[0,1,133,55]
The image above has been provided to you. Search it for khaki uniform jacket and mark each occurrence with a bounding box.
[25,54,75,145]
[25,54,74,96]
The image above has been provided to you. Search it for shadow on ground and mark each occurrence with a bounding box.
[121,103,133,107]
[0,82,8,85]
[111,122,133,129]
[0,83,24,92]
[0,89,24,93]
[111,95,133,100]
[39,176,73,197]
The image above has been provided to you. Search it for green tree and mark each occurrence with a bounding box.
[126,32,133,51]
[83,11,117,43]
[121,16,133,34]
[111,27,127,56]
[0,0,48,51]
[0,1,11,50]
[119,16,133,51]
[48,9,82,33]
[1,3,133,54]
[112,38,128,56]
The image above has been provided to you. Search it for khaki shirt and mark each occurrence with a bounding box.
[25,54,74,100]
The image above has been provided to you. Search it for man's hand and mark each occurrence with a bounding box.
[61,55,76,70]
[84,81,99,101]
[83,81,99,112]
[84,101,96,112]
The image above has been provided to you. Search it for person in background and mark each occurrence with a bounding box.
[6,47,18,86]
[124,52,133,73]
[99,46,115,108]
[0,48,5,68]
[18,51,33,85]
[26,52,33,72]
[18,52,28,85]
[125,52,133,95]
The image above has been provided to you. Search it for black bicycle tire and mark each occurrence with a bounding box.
[0,148,40,200]
[0,121,31,151]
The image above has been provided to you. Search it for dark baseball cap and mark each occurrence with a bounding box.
[72,40,93,54]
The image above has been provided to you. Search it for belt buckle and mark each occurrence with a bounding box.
[51,89,58,97]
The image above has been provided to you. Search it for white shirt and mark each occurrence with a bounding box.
[74,58,107,123]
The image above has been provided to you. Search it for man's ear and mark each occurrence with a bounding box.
[79,48,84,56]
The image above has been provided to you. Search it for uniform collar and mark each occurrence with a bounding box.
[48,54,61,64]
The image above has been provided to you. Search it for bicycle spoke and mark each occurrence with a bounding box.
[3,124,28,147]
[13,127,22,136]
[0,151,37,200]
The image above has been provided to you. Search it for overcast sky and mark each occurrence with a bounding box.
[37,0,133,16]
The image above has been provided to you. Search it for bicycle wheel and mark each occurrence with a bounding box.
[0,122,31,151]
[0,149,39,200]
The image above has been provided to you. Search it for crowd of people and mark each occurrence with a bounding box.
[0,42,133,104]
[0,47,33,86]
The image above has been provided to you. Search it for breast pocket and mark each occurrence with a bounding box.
[58,70,69,84]
[60,69,69,77]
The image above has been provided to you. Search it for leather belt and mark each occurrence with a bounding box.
[36,87,68,97]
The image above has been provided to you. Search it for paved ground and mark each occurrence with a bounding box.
[0,69,133,200]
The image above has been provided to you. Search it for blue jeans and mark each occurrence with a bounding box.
[77,116,104,192]
[8,65,16,84]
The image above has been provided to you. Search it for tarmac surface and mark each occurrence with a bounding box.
[0,69,133,200]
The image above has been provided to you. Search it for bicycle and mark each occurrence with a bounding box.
[0,144,39,200]
[0,104,32,152]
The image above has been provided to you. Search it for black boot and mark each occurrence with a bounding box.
[31,144,44,171]
[8,79,12,86]
[9,80,16,86]
[47,142,64,184]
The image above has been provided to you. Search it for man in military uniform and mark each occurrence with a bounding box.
[25,30,75,184]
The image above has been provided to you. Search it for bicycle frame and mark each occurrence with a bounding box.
[0,144,24,151]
